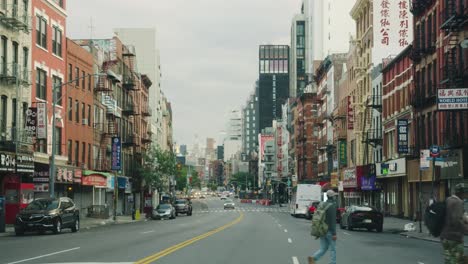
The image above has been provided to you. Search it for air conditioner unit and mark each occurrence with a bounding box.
[82,118,88,125]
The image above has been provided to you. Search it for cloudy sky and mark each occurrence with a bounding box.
[67,0,301,147]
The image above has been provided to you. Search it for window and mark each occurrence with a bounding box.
[67,140,72,162]
[22,47,28,71]
[52,27,62,56]
[12,42,18,75]
[68,64,72,81]
[81,70,85,88]
[74,141,79,165]
[0,96,7,137]
[88,74,91,90]
[88,143,91,168]
[67,97,72,121]
[37,139,46,153]
[1,36,7,75]
[87,105,91,126]
[53,76,62,106]
[55,127,62,155]
[82,142,86,163]
[11,98,16,140]
[36,15,47,48]
[81,102,85,123]
[36,68,46,100]
[75,100,79,122]
[75,67,79,86]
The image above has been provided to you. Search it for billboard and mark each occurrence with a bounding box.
[373,0,413,65]
[437,88,468,110]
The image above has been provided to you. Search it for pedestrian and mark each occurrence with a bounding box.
[440,183,467,264]
[308,189,337,264]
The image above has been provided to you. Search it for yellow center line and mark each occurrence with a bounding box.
[135,212,244,264]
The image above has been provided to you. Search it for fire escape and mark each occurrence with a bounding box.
[122,45,140,150]
[439,0,468,148]
[362,93,382,166]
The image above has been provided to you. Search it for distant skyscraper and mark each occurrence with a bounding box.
[179,145,187,155]
[216,146,224,161]
[258,45,290,131]
[242,83,259,156]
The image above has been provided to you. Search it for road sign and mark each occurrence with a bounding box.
[430,145,440,157]
[426,157,446,162]
[420,150,430,170]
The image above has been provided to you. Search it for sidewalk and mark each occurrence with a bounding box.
[0,215,144,237]
[384,217,468,248]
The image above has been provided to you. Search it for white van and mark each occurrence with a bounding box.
[290,184,322,217]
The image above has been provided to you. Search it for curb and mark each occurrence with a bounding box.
[399,232,468,248]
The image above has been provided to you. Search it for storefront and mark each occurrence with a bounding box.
[0,151,35,224]
[360,172,381,211]
[342,167,361,206]
[377,158,409,218]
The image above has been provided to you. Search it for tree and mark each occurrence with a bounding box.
[175,165,201,191]
[139,146,177,192]
[230,172,255,191]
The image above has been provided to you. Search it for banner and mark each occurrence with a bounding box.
[111,137,121,170]
[339,141,347,165]
[437,88,468,110]
[25,107,37,138]
[343,168,357,188]
[36,102,47,139]
[347,96,354,130]
[397,119,408,153]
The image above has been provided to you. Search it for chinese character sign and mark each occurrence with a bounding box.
[373,0,413,65]
[347,96,354,130]
[36,102,47,139]
[25,107,37,138]
[339,141,347,166]
[437,88,468,110]
[111,137,121,171]
[397,119,408,153]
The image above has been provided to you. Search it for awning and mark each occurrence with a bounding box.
[82,170,113,178]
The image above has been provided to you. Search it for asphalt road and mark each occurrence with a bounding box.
[0,197,445,264]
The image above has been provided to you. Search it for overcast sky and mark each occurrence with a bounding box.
[67,0,301,147]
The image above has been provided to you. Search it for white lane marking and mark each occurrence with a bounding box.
[284,229,288,233]
[292,256,300,264]
[6,247,81,264]
[417,262,425,264]
[343,232,351,236]
[288,238,292,243]
[141,230,155,234]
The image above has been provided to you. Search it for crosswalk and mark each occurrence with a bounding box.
[194,207,289,214]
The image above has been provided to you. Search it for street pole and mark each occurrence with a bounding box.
[113,175,118,221]
[419,168,422,233]
[49,82,57,199]
[431,156,435,202]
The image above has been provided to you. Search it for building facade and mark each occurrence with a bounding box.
[241,85,259,156]
[290,13,308,98]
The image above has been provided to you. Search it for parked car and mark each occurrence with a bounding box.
[174,199,192,216]
[15,197,80,235]
[340,205,383,232]
[305,201,321,220]
[152,204,176,220]
[220,196,227,200]
[336,207,346,223]
[224,199,235,209]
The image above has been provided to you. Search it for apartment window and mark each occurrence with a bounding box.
[87,143,91,168]
[81,103,85,124]
[88,75,91,91]
[81,70,85,88]
[68,63,72,81]
[0,96,7,137]
[75,67,79,86]
[75,100,79,122]
[1,36,6,75]
[37,139,46,153]
[433,59,437,95]
[74,141,79,165]
[87,105,91,126]
[67,97,72,121]
[82,142,86,164]
[22,47,28,70]
[52,27,62,57]
[55,127,62,155]
[12,42,18,75]
[11,98,16,139]
[53,0,63,8]
[36,16,47,48]
[53,76,62,106]
[36,68,46,100]
[67,140,72,162]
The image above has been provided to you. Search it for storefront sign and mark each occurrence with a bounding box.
[330,173,338,188]
[118,176,128,189]
[25,107,37,138]
[376,158,406,178]
[107,175,115,190]
[397,119,408,153]
[420,149,430,170]
[36,102,47,139]
[82,175,107,187]
[344,191,360,199]
[34,183,49,192]
[440,150,464,180]
[361,175,378,191]
[339,141,347,165]
[437,88,468,110]
[0,152,34,173]
[56,167,73,183]
[343,168,357,188]
[74,169,82,183]
[111,137,121,171]
[0,152,16,172]
[347,96,354,130]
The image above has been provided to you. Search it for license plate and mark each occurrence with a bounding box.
[363,219,372,223]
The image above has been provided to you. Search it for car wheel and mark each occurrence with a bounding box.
[377,225,383,233]
[175,212,178,217]
[71,218,79,233]
[347,218,353,231]
[53,219,62,234]
[15,228,24,236]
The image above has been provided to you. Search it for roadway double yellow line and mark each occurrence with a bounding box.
[135,212,244,264]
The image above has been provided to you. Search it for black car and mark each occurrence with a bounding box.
[15,197,80,235]
[340,205,383,232]
[174,199,192,216]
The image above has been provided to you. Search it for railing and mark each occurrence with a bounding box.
[122,101,137,115]
[123,74,139,90]
[367,94,382,109]
[440,0,467,30]
[0,4,31,32]
[0,62,29,84]
[95,75,112,92]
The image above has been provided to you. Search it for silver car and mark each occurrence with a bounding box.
[224,199,235,209]
[152,204,176,220]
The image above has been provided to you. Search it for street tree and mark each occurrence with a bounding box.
[139,146,177,193]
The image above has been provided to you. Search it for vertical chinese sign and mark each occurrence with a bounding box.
[339,141,347,166]
[397,119,408,153]
[36,102,47,139]
[347,96,354,130]
[25,107,37,141]
[111,137,121,171]
[398,0,409,47]
[380,0,391,46]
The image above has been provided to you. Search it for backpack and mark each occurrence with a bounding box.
[310,202,332,238]
[424,201,446,237]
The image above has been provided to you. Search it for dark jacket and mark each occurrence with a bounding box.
[440,195,465,243]
[325,200,337,235]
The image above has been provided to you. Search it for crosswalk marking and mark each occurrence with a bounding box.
[193,207,289,214]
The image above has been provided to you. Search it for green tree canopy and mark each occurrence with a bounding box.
[229,172,255,191]
[139,146,177,191]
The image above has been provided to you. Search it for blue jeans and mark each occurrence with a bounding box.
[313,231,336,264]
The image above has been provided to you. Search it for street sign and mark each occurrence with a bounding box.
[420,150,430,170]
[426,157,445,162]
[111,137,121,171]
[287,179,291,187]
[430,145,440,157]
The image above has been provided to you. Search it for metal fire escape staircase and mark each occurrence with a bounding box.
[362,94,382,166]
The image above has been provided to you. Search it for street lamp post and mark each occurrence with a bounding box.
[49,72,113,199]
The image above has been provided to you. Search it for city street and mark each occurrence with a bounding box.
[0,198,444,264]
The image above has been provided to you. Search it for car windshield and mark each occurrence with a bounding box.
[225,200,233,203]
[175,200,185,204]
[157,204,171,210]
[25,199,59,211]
